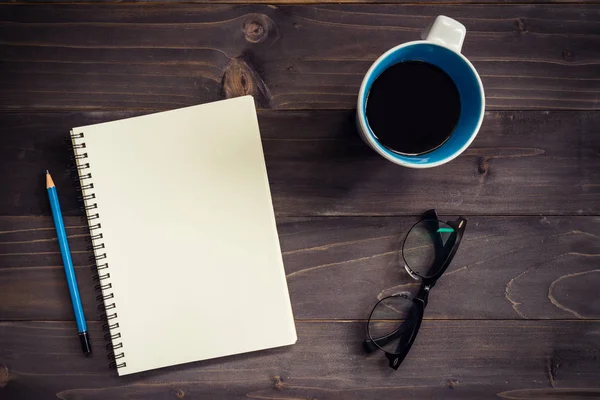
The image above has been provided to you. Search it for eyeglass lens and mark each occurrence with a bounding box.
[367,295,421,354]
[403,219,456,279]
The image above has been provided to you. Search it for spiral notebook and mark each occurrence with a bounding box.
[70,96,297,376]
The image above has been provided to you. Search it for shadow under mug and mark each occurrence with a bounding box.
[357,16,485,168]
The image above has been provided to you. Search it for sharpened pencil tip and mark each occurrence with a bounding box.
[46,171,55,189]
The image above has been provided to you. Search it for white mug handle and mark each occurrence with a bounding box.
[421,15,466,53]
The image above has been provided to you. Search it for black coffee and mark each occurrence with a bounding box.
[366,61,461,155]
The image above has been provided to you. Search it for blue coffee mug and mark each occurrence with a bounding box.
[357,16,485,168]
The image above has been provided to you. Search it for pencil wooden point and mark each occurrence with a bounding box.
[46,171,55,189]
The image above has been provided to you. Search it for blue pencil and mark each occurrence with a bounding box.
[46,170,92,355]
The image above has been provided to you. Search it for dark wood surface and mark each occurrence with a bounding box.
[1,5,599,111]
[1,2,599,399]
[2,321,600,399]
[1,111,599,216]
[2,215,600,321]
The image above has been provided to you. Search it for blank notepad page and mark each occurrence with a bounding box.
[71,96,297,375]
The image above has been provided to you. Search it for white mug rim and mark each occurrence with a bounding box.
[357,40,485,169]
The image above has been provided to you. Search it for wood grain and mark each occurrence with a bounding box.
[1,320,600,399]
[2,215,599,321]
[1,4,599,111]
[1,110,598,216]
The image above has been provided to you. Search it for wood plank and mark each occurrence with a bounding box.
[1,320,600,399]
[1,110,599,216]
[0,4,598,111]
[2,215,599,321]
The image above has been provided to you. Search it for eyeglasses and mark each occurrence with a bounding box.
[364,209,467,370]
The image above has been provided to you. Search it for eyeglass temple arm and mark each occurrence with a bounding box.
[386,312,423,370]
[420,216,467,284]
[430,217,467,280]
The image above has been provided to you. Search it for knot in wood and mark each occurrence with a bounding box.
[478,157,490,175]
[515,18,528,33]
[272,375,284,390]
[243,14,276,44]
[0,364,9,388]
[222,56,270,107]
[223,58,259,98]
[563,50,575,62]
[447,378,459,389]
[244,20,266,43]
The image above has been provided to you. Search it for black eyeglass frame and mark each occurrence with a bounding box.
[364,209,467,370]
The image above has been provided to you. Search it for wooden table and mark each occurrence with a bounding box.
[1,2,599,399]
